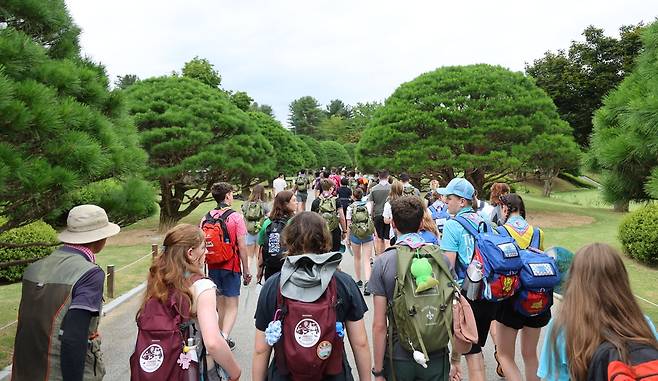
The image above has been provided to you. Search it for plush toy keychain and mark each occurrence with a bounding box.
[410,256,440,293]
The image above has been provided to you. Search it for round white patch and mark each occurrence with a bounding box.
[294,318,321,348]
[139,344,164,373]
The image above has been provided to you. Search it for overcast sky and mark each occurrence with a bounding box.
[66,0,656,124]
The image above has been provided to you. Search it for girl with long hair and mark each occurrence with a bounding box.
[242,184,270,264]
[256,190,297,282]
[382,180,404,242]
[489,182,510,226]
[494,194,546,381]
[538,243,658,380]
[252,212,371,380]
[138,224,241,380]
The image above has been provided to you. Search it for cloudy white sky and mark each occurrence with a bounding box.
[66,0,656,124]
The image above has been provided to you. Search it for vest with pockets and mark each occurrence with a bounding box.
[13,248,105,381]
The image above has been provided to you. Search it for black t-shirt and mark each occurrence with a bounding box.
[254,271,368,380]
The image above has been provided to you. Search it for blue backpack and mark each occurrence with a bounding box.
[454,216,522,302]
[429,203,450,232]
[498,226,561,316]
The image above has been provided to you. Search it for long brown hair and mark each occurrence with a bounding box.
[140,224,205,314]
[283,212,331,255]
[550,243,658,381]
[420,209,439,237]
[270,190,295,220]
[489,182,510,206]
[248,184,266,202]
[388,180,404,203]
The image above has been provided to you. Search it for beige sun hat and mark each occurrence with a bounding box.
[57,205,121,244]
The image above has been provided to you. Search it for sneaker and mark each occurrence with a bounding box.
[363,282,371,296]
[356,280,363,288]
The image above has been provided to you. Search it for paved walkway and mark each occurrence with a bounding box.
[40,190,549,380]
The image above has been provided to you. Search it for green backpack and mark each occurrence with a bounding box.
[389,244,456,363]
[403,184,417,196]
[350,202,374,240]
[244,201,264,235]
[295,176,307,192]
[318,196,339,231]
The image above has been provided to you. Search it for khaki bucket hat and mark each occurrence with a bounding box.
[57,205,120,244]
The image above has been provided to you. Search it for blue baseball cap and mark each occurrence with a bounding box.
[437,178,475,200]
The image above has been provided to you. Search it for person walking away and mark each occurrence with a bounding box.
[337,177,353,217]
[273,173,287,197]
[311,179,347,252]
[419,210,440,245]
[130,224,241,380]
[494,194,550,381]
[368,170,392,255]
[538,243,658,381]
[438,178,499,381]
[242,184,270,266]
[369,196,456,380]
[293,170,310,213]
[329,167,342,196]
[489,183,510,226]
[252,212,371,380]
[12,205,120,381]
[382,180,404,244]
[256,190,297,282]
[399,172,421,197]
[200,182,251,351]
[346,188,375,296]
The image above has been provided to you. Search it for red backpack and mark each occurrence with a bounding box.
[130,276,204,381]
[588,341,658,380]
[274,277,344,381]
[202,209,236,264]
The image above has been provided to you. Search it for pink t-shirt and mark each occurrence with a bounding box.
[201,208,246,272]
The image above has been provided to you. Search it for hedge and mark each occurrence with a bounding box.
[0,220,58,283]
[619,204,658,265]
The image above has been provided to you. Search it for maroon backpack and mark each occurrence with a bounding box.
[130,275,204,381]
[274,277,344,381]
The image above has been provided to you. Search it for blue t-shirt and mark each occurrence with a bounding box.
[440,207,483,280]
[537,316,658,380]
[419,230,440,245]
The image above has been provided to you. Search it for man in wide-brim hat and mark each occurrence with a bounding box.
[12,205,120,381]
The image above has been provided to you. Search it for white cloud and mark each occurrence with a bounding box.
[66,0,657,123]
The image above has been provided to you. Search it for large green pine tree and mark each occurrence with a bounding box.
[590,21,658,211]
[357,64,576,192]
[0,0,151,234]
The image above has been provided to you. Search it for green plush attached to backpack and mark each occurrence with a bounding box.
[350,202,374,240]
[243,201,264,235]
[296,176,307,192]
[319,196,339,231]
[389,244,456,365]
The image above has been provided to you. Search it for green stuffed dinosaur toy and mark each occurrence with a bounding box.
[410,257,440,293]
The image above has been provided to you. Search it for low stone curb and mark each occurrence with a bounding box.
[0,281,147,381]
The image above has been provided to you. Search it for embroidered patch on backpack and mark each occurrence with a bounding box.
[139,344,164,373]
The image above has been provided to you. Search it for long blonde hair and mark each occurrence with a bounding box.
[388,180,404,203]
[140,224,205,314]
[550,243,658,381]
[420,209,439,237]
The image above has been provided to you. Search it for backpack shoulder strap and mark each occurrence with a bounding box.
[530,227,541,249]
[497,225,511,237]
[454,215,479,237]
[220,209,235,220]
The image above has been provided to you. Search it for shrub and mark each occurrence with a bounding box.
[619,204,658,265]
[0,220,58,283]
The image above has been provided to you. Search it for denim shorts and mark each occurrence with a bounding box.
[350,234,374,245]
[208,269,241,297]
[246,233,258,245]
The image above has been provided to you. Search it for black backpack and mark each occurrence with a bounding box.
[263,218,288,269]
[587,341,658,380]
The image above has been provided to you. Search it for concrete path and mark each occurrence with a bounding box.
[71,190,548,380]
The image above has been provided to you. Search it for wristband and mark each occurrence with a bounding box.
[371,367,385,377]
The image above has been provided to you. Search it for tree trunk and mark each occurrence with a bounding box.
[158,178,182,233]
[464,168,486,196]
[614,200,629,213]
[543,177,553,197]
[158,212,180,233]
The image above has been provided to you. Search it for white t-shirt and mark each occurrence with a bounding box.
[190,278,216,315]
[346,201,372,220]
[382,201,395,239]
[273,178,287,195]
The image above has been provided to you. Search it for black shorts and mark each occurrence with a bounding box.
[330,227,342,252]
[463,295,500,355]
[496,296,551,330]
[373,215,390,240]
